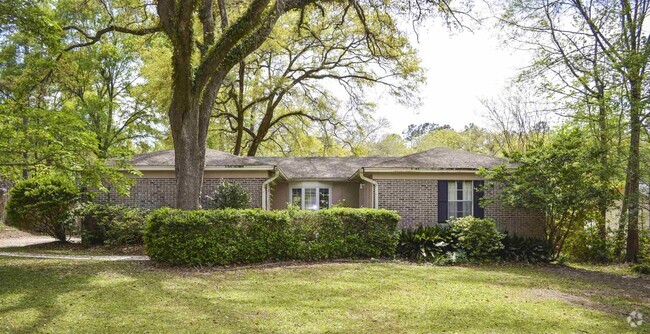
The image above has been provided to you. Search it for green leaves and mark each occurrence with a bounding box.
[144,207,401,266]
[6,173,79,241]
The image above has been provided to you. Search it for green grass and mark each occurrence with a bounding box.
[0,260,648,333]
[566,261,638,276]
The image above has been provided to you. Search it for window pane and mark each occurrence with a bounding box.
[304,188,318,210]
[319,188,330,209]
[462,201,473,217]
[448,181,457,201]
[463,181,473,201]
[291,189,302,207]
[447,181,474,220]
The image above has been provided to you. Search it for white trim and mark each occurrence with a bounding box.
[288,181,332,210]
[447,180,474,220]
[262,168,281,210]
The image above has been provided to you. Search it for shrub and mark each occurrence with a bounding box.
[77,203,147,246]
[396,225,455,262]
[631,263,650,275]
[449,216,504,261]
[563,224,613,263]
[209,181,251,209]
[144,207,400,266]
[500,233,551,263]
[6,174,79,241]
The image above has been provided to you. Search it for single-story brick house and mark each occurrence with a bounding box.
[99,148,545,237]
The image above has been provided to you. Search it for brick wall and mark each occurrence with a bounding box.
[484,187,545,238]
[376,178,545,237]
[201,178,265,209]
[96,178,265,209]
[376,179,438,229]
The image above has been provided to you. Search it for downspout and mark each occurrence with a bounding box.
[262,168,280,210]
[359,169,379,209]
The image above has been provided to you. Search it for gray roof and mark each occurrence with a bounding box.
[130,149,266,166]
[369,148,510,170]
[128,148,509,179]
[258,157,391,180]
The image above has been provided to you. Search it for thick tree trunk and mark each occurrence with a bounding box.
[171,119,206,209]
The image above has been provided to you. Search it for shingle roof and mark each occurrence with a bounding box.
[258,157,391,180]
[127,148,510,179]
[130,149,267,166]
[368,147,510,169]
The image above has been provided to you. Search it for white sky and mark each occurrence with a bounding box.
[373,16,532,134]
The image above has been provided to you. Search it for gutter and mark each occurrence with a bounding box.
[261,168,281,210]
[359,168,379,209]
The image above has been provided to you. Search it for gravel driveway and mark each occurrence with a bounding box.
[0,235,59,248]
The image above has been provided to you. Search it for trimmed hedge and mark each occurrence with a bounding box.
[77,203,148,246]
[144,208,400,266]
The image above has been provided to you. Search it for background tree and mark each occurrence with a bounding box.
[499,0,650,261]
[368,133,413,156]
[403,122,451,143]
[414,123,498,154]
[481,126,611,260]
[56,35,163,159]
[210,5,422,156]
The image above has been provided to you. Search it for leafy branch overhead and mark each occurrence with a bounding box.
[211,4,424,156]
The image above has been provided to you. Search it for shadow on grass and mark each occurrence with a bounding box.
[0,260,644,333]
[0,241,145,256]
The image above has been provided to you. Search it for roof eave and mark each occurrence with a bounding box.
[361,167,483,173]
[125,165,276,171]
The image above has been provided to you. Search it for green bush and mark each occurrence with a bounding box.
[563,224,613,263]
[396,225,455,262]
[144,208,400,266]
[449,216,504,261]
[6,174,79,241]
[631,263,650,275]
[500,233,551,263]
[77,203,147,246]
[209,181,251,209]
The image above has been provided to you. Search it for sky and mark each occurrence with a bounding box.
[373,15,532,134]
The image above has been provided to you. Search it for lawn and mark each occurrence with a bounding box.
[0,259,648,333]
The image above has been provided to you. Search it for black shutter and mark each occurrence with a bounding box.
[438,180,448,223]
[473,180,485,219]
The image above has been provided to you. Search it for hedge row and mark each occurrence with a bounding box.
[144,208,401,266]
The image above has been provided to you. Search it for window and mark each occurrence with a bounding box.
[447,181,473,219]
[290,184,331,210]
[319,189,330,209]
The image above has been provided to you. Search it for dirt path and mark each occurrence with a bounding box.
[0,252,149,261]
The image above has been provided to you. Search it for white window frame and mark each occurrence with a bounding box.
[447,180,474,220]
[289,182,332,210]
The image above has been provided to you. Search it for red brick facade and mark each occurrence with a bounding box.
[376,179,438,229]
[96,177,265,209]
[375,178,545,237]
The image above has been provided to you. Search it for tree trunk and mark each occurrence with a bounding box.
[624,74,642,262]
[171,119,206,210]
[247,98,275,156]
[233,62,246,155]
[596,89,608,241]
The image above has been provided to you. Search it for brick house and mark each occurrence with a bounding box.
[100,148,545,237]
